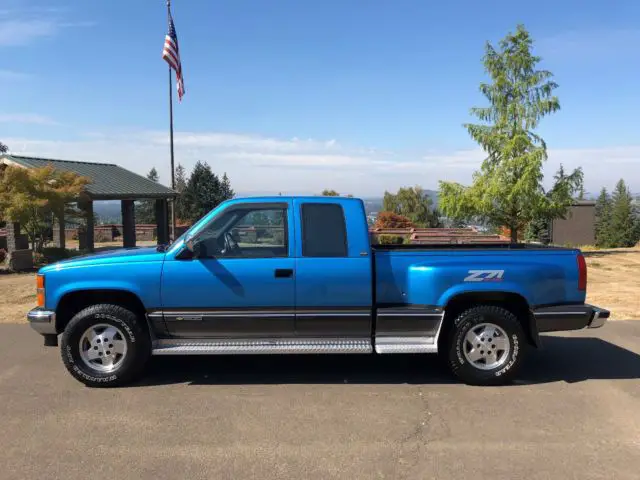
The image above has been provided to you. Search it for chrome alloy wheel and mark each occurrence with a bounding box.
[462,322,510,370]
[79,324,128,373]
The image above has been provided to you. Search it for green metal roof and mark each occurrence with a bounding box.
[1,154,176,200]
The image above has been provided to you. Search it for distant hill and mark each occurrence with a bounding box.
[93,201,122,224]
[361,190,438,215]
[92,190,440,223]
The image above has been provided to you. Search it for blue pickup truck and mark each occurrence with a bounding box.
[28,196,609,387]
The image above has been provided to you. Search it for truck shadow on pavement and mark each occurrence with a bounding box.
[136,336,640,387]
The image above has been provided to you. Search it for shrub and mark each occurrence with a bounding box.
[0,248,6,264]
[377,234,405,245]
[38,247,82,265]
[374,212,415,229]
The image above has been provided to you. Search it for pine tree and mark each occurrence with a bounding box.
[136,167,159,224]
[220,173,235,202]
[595,188,612,247]
[0,141,7,154]
[439,25,566,243]
[609,179,637,247]
[182,161,222,222]
[173,163,189,223]
[526,164,583,244]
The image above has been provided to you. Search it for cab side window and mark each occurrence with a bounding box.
[301,203,348,257]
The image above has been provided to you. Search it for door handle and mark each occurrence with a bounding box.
[274,268,294,278]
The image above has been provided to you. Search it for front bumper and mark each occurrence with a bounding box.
[533,304,610,333]
[27,308,57,335]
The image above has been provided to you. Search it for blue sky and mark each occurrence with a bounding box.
[2,0,640,195]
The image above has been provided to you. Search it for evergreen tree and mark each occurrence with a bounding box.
[609,179,637,247]
[182,161,222,222]
[0,141,7,154]
[439,25,568,243]
[220,173,235,202]
[173,163,189,223]
[136,167,159,224]
[525,164,583,244]
[595,188,612,247]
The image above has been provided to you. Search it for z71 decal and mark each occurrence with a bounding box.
[464,270,505,282]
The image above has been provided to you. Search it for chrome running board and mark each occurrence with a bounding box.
[152,338,372,355]
[374,336,438,354]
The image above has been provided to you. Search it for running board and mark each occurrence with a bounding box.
[374,336,438,354]
[152,338,372,355]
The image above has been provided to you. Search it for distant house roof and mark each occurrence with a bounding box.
[0,154,176,200]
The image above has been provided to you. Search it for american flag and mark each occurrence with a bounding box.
[162,9,185,101]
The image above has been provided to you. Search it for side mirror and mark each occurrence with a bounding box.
[183,234,208,259]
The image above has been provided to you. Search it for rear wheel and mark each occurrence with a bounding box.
[61,304,151,387]
[447,305,525,386]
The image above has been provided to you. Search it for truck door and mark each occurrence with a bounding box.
[160,201,295,338]
[293,199,373,339]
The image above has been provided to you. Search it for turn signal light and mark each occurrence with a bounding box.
[36,275,45,307]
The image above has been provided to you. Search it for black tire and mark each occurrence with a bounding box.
[447,305,525,386]
[61,304,151,387]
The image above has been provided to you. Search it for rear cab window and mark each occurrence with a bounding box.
[301,203,348,257]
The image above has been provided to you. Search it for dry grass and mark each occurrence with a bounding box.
[584,246,640,320]
[0,273,37,323]
[1,247,638,324]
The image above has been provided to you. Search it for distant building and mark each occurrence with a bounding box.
[550,201,596,246]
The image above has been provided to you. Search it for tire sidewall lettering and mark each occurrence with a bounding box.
[65,312,136,382]
[93,314,136,343]
[451,311,522,380]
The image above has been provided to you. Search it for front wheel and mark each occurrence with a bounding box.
[61,304,151,387]
[447,305,526,386]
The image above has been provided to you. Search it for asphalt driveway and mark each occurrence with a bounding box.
[1,322,639,479]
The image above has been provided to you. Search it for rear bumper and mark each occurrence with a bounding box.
[533,304,610,333]
[27,308,57,335]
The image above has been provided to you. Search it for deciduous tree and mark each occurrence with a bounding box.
[383,186,440,227]
[439,25,567,243]
[0,165,89,251]
[321,189,353,197]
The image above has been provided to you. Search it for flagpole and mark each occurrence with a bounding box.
[167,0,176,240]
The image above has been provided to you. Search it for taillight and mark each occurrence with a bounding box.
[36,275,45,307]
[577,254,587,291]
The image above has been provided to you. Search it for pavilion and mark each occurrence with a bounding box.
[0,155,176,255]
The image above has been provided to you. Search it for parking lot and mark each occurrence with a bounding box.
[1,322,639,479]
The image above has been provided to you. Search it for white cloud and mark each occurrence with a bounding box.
[0,69,31,80]
[0,113,58,125]
[0,9,93,47]
[0,19,57,46]
[3,132,639,196]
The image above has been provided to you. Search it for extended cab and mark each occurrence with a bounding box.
[28,196,610,387]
